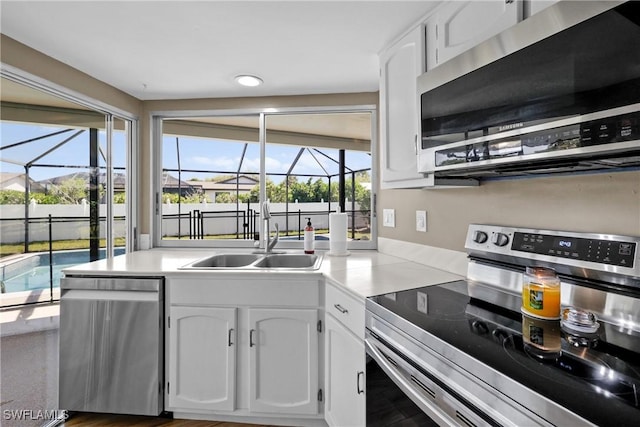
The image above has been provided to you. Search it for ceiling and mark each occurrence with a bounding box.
[0,1,438,101]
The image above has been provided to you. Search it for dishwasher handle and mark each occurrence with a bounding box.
[61,277,161,292]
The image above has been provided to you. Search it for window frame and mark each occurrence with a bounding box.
[1,64,139,256]
[151,105,377,250]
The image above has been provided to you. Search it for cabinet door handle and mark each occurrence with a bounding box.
[334,304,348,314]
[357,371,364,395]
[414,134,418,155]
[228,328,234,347]
[249,329,255,347]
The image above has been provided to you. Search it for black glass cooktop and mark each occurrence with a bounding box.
[369,280,640,426]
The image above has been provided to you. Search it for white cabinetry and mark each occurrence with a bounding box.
[324,280,366,427]
[166,275,322,421]
[425,0,522,70]
[249,308,318,415]
[168,306,236,411]
[325,315,365,427]
[379,26,431,188]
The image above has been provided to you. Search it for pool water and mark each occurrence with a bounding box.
[1,248,125,293]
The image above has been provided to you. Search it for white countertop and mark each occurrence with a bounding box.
[63,248,465,299]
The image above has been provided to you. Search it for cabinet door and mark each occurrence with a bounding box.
[325,315,365,427]
[428,0,522,68]
[168,306,236,411]
[380,26,430,188]
[248,308,319,415]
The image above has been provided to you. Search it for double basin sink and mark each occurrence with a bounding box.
[180,252,323,271]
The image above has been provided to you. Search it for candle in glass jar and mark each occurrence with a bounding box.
[521,266,561,319]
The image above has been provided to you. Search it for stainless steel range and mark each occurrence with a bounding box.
[365,224,640,426]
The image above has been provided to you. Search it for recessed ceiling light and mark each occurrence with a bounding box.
[235,75,263,87]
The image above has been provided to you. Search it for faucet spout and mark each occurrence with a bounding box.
[267,223,280,253]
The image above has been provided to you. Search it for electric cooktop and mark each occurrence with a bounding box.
[369,280,640,426]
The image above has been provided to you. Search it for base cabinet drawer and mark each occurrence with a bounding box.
[325,280,365,339]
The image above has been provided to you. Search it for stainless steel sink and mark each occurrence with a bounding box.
[180,253,322,270]
[254,254,321,269]
[188,253,263,268]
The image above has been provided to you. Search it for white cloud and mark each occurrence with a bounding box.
[191,156,238,170]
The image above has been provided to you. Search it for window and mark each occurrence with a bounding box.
[154,107,376,250]
[0,75,136,306]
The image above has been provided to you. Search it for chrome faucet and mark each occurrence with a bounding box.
[261,201,280,253]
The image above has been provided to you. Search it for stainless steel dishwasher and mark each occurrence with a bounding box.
[59,276,164,416]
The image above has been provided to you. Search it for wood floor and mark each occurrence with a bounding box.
[62,412,274,427]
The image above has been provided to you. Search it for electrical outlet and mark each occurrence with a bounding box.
[416,210,427,232]
[383,209,395,227]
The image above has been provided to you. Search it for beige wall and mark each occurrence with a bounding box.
[378,171,640,252]
[1,35,141,116]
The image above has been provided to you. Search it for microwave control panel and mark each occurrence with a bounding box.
[432,111,639,168]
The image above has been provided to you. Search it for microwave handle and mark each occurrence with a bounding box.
[414,134,418,155]
[365,337,453,426]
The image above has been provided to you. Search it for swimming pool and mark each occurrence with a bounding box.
[0,248,125,293]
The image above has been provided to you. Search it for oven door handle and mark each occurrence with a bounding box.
[365,337,454,426]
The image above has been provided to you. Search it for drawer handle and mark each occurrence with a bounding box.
[334,304,348,314]
[357,371,364,395]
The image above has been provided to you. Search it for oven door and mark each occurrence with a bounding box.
[365,330,497,427]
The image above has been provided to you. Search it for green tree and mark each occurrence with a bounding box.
[31,192,62,204]
[0,190,26,204]
[215,192,235,203]
[113,192,126,204]
[52,178,87,204]
[162,192,209,204]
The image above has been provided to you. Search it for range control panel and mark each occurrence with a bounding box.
[465,225,640,276]
[511,232,635,268]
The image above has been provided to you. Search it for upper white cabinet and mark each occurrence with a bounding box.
[379,26,431,188]
[425,0,523,70]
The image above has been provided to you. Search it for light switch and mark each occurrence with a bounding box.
[383,209,395,227]
[416,210,427,232]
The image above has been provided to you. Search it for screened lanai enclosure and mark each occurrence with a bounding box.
[158,111,374,247]
[0,76,133,306]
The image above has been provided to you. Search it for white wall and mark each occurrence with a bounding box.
[0,203,127,244]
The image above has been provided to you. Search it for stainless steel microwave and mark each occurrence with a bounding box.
[417,1,640,180]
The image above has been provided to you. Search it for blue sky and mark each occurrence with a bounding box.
[2,122,371,183]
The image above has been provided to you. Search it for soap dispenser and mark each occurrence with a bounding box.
[304,217,315,254]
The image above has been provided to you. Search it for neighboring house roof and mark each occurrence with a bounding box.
[0,172,46,192]
[162,172,194,190]
[38,172,127,191]
[187,175,258,192]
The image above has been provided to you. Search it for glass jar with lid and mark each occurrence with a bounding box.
[521,266,561,319]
